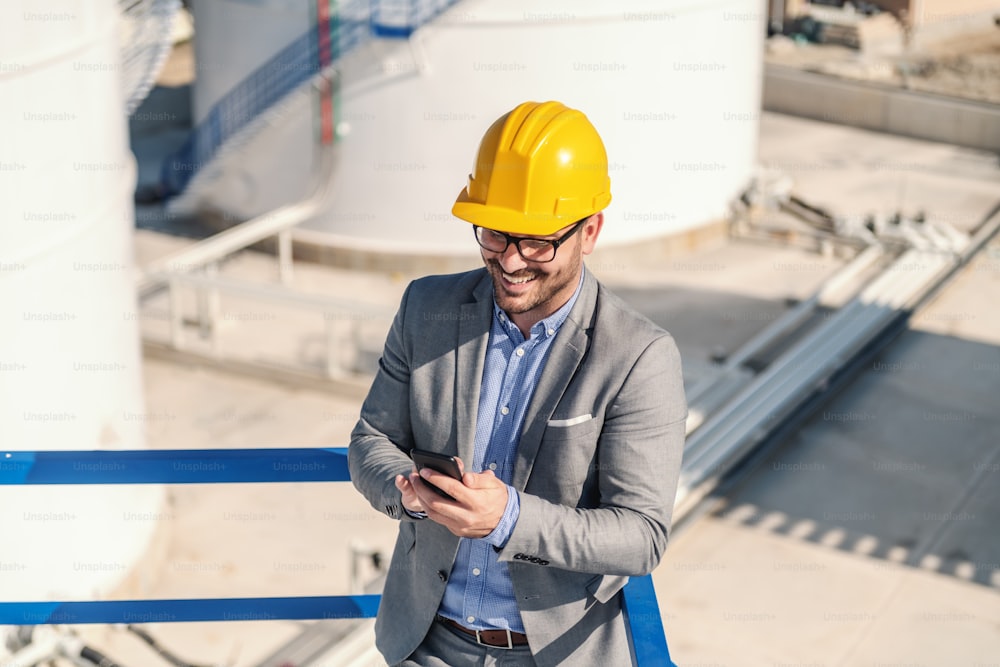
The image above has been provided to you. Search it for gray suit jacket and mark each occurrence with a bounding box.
[349,267,686,666]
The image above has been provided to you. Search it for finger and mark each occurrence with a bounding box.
[407,471,425,493]
[394,474,424,513]
[410,473,466,524]
[462,470,506,490]
[398,474,420,494]
[462,469,499,488]
[409,471,442,505]
[419,467,465,499]
[397,474,420,497]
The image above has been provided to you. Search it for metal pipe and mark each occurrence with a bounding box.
[680,251,929,490]
[685,244,884,410]
[675,239,969,516]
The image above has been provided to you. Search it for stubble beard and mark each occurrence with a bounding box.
[485,250,582,317]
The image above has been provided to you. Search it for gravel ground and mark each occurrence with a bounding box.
[907,28,1000,103]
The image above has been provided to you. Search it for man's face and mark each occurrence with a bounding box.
[480,215,603,328]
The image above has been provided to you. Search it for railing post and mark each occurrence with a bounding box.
[349,315,363,374]
[207,262,221,354]
[195,265,213,342]
[168,277,184,350]
[624,575,675,667]
[325,311,339,379]
[278,229,294,285]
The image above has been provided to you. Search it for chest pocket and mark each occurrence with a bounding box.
[530,415,602,503]
[542,414,599,441]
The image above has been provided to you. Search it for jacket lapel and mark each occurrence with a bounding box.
[455,271,493,466]
[512,270,598,490]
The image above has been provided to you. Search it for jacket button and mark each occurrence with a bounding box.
[437,570,448,582]
[539,560,549,566]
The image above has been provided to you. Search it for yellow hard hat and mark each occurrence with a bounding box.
[452,100,612,236]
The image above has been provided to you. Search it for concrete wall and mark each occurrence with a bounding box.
[763,64,1000,152]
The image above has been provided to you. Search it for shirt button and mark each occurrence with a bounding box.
[467,616,476,624]
[547,328,555,335]
[516,348,525,357]
[473,568,481,576]
[488,462,497,471]
[500,406,509,416]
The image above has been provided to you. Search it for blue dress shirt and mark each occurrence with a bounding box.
[437,276,584,633]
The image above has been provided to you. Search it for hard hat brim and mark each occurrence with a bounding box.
[452,188,610,237]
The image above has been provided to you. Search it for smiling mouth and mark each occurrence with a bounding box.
[503,272,536,285]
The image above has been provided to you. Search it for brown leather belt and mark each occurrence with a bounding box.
[435,615,529,649]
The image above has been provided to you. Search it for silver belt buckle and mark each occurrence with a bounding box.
[476,628,514,650]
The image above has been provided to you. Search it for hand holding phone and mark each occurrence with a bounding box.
[410,448,463,501]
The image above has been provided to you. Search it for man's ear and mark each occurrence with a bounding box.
[581,212,604,255]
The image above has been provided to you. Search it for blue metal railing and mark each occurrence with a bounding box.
[0,448,674,666]
[161,0,461,195]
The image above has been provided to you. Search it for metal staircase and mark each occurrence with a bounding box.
[160,0,463,202]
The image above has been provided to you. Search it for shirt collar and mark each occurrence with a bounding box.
[493,272,584,341]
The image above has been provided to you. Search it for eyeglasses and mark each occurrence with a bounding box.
[473,218,587,263]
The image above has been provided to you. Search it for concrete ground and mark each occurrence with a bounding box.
[658,240,1000,667]
[656,113,1000,667]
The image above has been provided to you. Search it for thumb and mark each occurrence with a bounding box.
[465,469,496,486]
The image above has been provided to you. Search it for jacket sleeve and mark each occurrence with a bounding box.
[348,283,420,521]
[498,333,687,576]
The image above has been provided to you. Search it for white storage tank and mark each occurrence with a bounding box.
[0,0,163,600]
[183,0,765,255]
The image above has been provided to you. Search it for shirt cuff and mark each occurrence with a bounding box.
[403,507,428,520]
[483,485,519,548]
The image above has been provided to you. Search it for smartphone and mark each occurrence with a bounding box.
[410,448,463,500]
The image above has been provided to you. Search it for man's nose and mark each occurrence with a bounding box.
[497,242,527,272]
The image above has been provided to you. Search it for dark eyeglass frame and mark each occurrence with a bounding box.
[472,218,588,264]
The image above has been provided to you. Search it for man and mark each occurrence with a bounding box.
[349,100,687,666]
